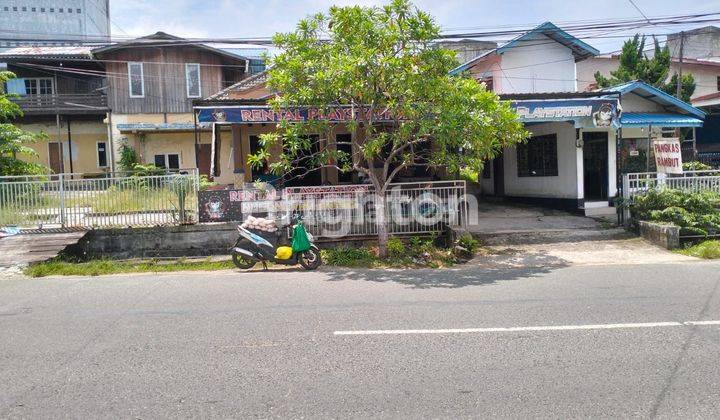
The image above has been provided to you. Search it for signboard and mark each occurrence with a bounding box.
[198,189,279,223]
[510,99,620,128]
[653,138,683,174]
[196,105,399,124]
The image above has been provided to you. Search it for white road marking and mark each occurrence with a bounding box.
[333,320,720,336]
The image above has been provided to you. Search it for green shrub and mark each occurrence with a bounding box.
[631,189,720,236]
[456,232,479,252]
[678,240,720,259]
[387,237,405,258]
[683,161,714,171]
[322,246,378,267]
[199,175,217,191]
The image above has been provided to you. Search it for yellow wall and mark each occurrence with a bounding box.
[19,119,110,174]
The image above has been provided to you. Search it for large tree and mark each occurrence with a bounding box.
[253,0,527,256]
[0,71,48,176]
[594,34,695,102]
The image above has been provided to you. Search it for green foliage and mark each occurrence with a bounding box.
[662,73,696,103]
[130,163,164,177]
[678,240,720,259]
[387,237,406,258]
[0,71,49,176]
[259,0,527,186]
[199,175,217,191]
[459,166,479,183]
[25,257,236,277]
[683,161,713,171]
[322,246,378,267]
[456,232,479,253]
[594,34,695,102]
[631,189,720,236]
[118,142,139,172]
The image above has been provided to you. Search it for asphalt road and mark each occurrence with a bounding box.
[2,261,720,418]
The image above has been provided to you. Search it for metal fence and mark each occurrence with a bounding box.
[282,181,468,238]
[621,170,720,223]
[0,170,199,229]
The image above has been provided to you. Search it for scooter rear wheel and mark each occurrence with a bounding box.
[232,252,256,270]
[298,248,322,270]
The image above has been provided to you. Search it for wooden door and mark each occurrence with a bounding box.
[48,142,63,174]
[197,144,212,176]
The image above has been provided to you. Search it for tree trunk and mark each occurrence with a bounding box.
[376,192,389,258]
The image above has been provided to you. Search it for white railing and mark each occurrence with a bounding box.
[282,181,468,238]
[621,170,720,223]
[0,170,199,229]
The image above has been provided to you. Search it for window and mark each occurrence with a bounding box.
[22,6,26,11]
[97,142,108,168]
[185,63,201,98]
[24,78,54,95]
[76,8,81,13]
[40,7,45,12]
[31,7,36,11]
[717,76,720,91]
[249,135,268,180]
[517,134,558,177]
[127,62,144,97]
[336,133,354,183]
[154,154,180,170]
[67,8,71,13]
[12,7,17,11]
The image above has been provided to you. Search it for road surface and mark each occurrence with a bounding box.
[2,261,720,418]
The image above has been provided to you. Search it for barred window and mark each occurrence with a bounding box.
[517,134,558,177]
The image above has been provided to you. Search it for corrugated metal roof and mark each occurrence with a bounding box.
[0,46,94,59]
[116,123,211,132]
[597,80,706,119]
[621,112,704,127]
[450,21,599,76]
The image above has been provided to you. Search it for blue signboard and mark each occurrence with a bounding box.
[196,105,399,124]
[510,98,620,128]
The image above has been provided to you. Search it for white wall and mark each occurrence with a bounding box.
[502,122,580,199]
[497,34,577,94]
[578,56,720,100]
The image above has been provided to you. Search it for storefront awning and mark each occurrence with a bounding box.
[117,123,212,133]
[620,113,704,127]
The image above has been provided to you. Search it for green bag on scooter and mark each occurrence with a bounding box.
[291,223,312,253]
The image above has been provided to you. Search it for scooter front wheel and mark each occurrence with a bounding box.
[232,252,256,270]
[298,248,322,270]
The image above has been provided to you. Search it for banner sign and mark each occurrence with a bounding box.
[653,138,683,174]
[198,189,279,223]
[510,98,620,128]
[196,105,399,124]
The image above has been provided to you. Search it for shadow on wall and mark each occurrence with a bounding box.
[320,249,570,289]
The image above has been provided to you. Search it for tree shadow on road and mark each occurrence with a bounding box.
[320,248,570,289]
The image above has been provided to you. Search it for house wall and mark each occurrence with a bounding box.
[496,33,577,94]
[101,46,245,114]
[578,57,720,100]
[19,118,110,174]
[502,122,580,199]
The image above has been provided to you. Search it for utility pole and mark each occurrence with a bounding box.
[676,31,684,99]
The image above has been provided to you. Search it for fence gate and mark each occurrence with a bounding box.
[0,171,200,230]
[282,181,468,238]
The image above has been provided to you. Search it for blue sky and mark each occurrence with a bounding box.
[110,0,720,54]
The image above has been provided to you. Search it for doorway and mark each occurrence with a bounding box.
[492,154,504,196]
[197,144,212,176]
[48,142,63,174]
[583,132,609,201]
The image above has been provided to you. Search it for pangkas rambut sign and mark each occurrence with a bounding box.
[653,138,683,174]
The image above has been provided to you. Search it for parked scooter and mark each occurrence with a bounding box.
[230,215,322,270]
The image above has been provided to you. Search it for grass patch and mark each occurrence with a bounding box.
[677,240,720,259]
[25,258,235,277]
[321,235,475,269]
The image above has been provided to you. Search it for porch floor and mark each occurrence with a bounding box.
[468,202,629,245]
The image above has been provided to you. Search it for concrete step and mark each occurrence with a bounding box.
[583,206,617,217]
[472,227,633,246]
